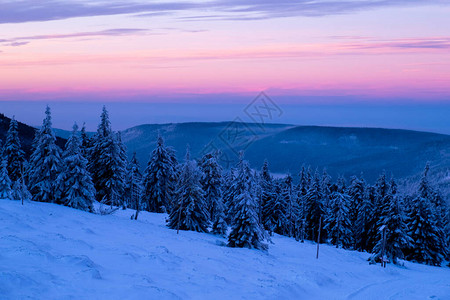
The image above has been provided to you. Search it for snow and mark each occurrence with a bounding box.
[1,200,450,300]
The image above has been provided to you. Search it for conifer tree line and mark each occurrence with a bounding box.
[0,106,449,266]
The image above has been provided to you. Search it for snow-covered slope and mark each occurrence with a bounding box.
[1,200,449,300]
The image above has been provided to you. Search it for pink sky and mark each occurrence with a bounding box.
[1,0,450,103]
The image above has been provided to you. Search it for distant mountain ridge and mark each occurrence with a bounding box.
[119,122,450,196]
[4,113,448,198]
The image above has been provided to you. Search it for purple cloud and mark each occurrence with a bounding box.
[0,28,149,46]
[345,37,450,50]
[0,0,197,24]
[9,41,30,47]
[0,0,448,24]
[177,0,450,21]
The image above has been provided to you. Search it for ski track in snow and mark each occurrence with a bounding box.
[1,200,450,300]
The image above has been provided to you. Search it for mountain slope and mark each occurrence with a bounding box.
[1,200,449,299]
[121,122,450,183]
[0,113,66,157]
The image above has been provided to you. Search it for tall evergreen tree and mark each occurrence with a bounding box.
[445,207,450,260]
[116,132,128,209]
[142,134,178,213]
[199,152,227,235]
[408,195,444,266]
[429,190,449,259]
[228,154,267,250]
[0,158,12,199]
[296,166,310,242]
[282,174,298,237]
[222,169,237,223]
[89,107,126,206]
[3,117,25,182]
[321,169,332,212]
[260,160,275,231]
[366,172,390,251]
[125,152,143,211]
[199,152,223,220]
[348,175,366,248]
[105,132,127,207]
[262,179,287,235]
[355,183,374,251]
[211,197,228,236]
[378,199,411,265]
[226,158,255,224]
[167,148,209,232]
[89,106,112,202]
[370,180,411,264]
[305,170,325,242]
[324,184,352,248]
[407,165,445,266]
[28,106,61,203]
[55,124,95,212]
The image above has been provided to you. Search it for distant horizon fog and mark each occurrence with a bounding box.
[1,100,450,135]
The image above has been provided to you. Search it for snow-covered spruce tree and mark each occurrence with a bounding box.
[260,160,275,230]
[407,165,445,266]
[445,208,450,260]
[55,124,95,212]
[105,132,127,207]
[0,158,12,199]
[222,169,236,223]
[370,182,411,265]
[355,183,374,251]
[28,106,62,203]
[375,172,391,215]
[125,152,143,211]
[321,169,332,212]
[167,147,209,232]
[253,169,263,223]
[263,179,287,235]
[3,117,25,182]
[116,132,129,209]
[142,134,178,213]
[430,191,450,259]
[282,174,299,237]
[199,152,223,220]
[348,175,366,249]
[408,195,444,266]
[211,195,228,236]
[295,166,310,242]
[366,172,390,251]
[305,170,325,242]
[418,165,448,256]
[88,106,112,202]
[324,184,352,248]
[199,152,227,235]
[88,107,126,206]
[228,154,267,250]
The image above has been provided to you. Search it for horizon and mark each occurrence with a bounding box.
[2,100,450,135]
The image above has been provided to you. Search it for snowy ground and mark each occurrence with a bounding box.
[1,200,450,300]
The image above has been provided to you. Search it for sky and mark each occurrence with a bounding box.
[1,0,450,132]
